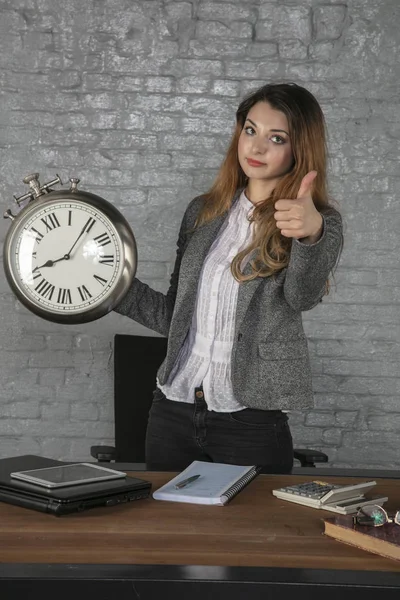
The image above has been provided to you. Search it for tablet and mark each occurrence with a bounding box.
[10,463,127,488]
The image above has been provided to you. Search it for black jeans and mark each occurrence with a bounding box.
[145,386,294,473]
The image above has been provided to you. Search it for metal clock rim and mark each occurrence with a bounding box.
[3,189,137,325]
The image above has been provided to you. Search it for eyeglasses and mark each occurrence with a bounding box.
[353,504,400,527]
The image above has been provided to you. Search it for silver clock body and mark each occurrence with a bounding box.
[3,178,137,324]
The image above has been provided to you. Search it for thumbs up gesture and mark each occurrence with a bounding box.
[274,171,323,243]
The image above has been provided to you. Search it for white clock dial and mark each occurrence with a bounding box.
[10,200,124,314]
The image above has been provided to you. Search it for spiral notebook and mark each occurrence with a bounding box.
[152,460,261,505]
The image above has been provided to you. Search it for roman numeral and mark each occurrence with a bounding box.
[93,274,108,286]
[99,255,114,266]
[57,288,72,304]
[29,227,44,244]
[35,278,55,300]
[32,266,41,280]
[68,211,72,226]
[41,212,61,232]
[94,232,111,247]
[77,285,92,302]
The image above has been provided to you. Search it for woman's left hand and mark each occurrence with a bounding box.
[274,171,323,244]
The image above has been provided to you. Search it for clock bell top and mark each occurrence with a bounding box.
[4,173,81,222]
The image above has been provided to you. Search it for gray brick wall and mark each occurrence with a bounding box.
[0,0,399,468]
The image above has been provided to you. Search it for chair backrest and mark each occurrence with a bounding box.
[114,334,167,462]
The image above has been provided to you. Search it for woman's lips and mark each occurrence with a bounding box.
[247,158,266,167]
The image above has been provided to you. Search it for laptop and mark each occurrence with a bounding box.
[0,455,151,516]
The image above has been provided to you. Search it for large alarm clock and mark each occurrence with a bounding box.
[3,173,137,324]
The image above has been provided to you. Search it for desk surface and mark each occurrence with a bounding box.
[1,471,400,573]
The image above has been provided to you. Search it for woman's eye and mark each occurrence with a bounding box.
[244,126,255,135]
[271,135,285,144]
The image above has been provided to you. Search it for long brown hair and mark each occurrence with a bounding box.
[196,82,338,285]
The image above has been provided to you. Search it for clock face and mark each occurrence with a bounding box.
[8,199,125,316]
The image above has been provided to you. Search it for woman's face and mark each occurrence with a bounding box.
[237,101,294,186]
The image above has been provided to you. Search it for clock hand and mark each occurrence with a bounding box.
[65,217,95,258]
[33,219,95,270]
[35,255,70,269]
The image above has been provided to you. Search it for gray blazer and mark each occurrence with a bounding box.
[114,194,343,411]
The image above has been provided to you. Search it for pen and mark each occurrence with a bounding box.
[175,474,201,489]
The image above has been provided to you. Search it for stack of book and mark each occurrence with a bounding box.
[324,515,400,562]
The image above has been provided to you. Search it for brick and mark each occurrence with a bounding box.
[164,1,193,19]
[336,440,399,465]
[321,429,343,445]
[96,132,158,149]
[144,115,178,132]
[97,187,147,206]
[211,80,241,97]
[290,425,324,445]
[176,77,211,94]
[145,76,175,93]
[0,334,46,351]
[74,336,113,352]
[195,21,253,40]
[118,112,147,130]
[70,403,99,421]
[309,41,336,60]
[39,369,66,386]
[2,401,41,419]
[40,403,70,421]
[148,188,195,206]
[41,437,79,460]
[197,3,255,21]
[367,415,400,432]
[181,118,233,134]
[279,40,308,60]
[225,60,281,79]
[45,334,74,351]
[115,77,144,92]
[335,412,359,428]
[247,42,278,58]
[137,170,191,187]
[0,438,41,459]
[136,261,167,280]
[163,133,228,152]
[305,412,336,427]
[163,58,224,77]
[313,5,348,41]
[256,6,311,42]
[322,359,400,378]
[189,40,249,58]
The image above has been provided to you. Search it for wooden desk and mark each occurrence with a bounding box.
[1,471,400,599]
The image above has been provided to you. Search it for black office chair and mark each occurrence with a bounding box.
[91,334,328,469]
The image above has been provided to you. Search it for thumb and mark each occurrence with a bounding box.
[297,170,318,200]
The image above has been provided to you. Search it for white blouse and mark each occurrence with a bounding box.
[158,190,255,411]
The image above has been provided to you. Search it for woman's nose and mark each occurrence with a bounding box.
[251,139,266,155]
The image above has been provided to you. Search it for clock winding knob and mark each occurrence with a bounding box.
[69,178,80,192]
[3,209,16,221]
[23,173,42,198]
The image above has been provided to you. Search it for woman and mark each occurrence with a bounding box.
[114,82,343,473]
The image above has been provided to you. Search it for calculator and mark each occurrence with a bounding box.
[272,479,388,514]
[280,480,337,500]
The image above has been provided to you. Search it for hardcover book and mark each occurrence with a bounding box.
[324,515,400,562]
